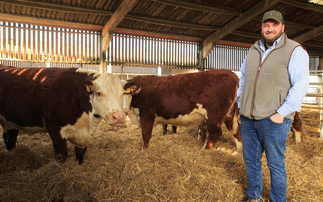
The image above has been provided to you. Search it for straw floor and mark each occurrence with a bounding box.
[0,108,322,202]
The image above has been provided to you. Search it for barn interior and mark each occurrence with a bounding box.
[0,0,323,201]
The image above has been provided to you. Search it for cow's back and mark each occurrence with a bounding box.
[130,69,239,122]
[0,66,96,129]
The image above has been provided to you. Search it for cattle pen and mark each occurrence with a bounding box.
[1,0,323,201]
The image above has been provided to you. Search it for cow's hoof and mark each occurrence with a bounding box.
[75,146,86,165]
[77,158,84,165]
[55,153,67,163]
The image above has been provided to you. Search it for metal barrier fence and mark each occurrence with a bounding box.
[0,21,100,64]
[107,33,199,68]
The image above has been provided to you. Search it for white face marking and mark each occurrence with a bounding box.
[90,72,126,125]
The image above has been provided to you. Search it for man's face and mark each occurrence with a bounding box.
[261,19,285,46]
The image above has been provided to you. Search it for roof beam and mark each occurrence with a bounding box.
[254,16,315,29]
[0,12,102,30]
[231,30,260,39]
[151,0,241,15]
[203,0,280,58]
[114,28,202,42]
[281,0,323,13]
[101,0,139,51]
[292,24,323,43]
[125,14,218,30]
[0,0,112,15]
[302,41,323,48]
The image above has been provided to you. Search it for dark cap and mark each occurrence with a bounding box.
[262,10,284,24]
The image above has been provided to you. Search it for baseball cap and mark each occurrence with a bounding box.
[262,10,284,24]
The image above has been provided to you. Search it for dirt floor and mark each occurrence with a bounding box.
[0,108,322,202]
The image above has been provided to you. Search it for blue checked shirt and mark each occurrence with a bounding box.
[236,34,309,118]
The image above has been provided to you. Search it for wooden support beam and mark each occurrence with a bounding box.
[0,0,112,15]
[292,24,323,43]
[203,0,280,59]
[254,16,315,29]
[302,41,323,48]
[114,28,202,42]
[231,30,260,39]
[101,0,139,73]
[101,0,138,53]
[0,13,102,31]
[281,0,323,13]
[125,14,218,30]
[151,0,241,15]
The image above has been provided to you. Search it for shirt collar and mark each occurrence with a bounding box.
[259,33,284,52]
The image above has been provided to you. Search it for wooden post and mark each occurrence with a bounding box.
[100,51,107,73]
[198,41,204,71]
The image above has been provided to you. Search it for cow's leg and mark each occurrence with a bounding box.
[140,117,154,150]
[3,129,19,151]
[202,121,222,150]
[162,124,167,135]
[291,112,302,144]
[75,146,87,164]
[198,121,207,142]
[47,128,68,163]
[172,125,177,133]
[223,102,242,150]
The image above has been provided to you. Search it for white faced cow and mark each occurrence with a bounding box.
[123,69,242,150]
[0,65,126,164]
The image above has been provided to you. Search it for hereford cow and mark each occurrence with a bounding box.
[0,65,127,164]
[123,69,242,150]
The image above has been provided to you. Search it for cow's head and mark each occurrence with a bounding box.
[85,73,126,126]
[122,80,141,115]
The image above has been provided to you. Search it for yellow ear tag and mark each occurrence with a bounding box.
[86,85,91,93]
[125,88,131,94]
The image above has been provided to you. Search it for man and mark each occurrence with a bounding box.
[236,10,309,202]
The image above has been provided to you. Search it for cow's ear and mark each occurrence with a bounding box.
[130,85,141,95]
[124,82,141,96]
[84,80,95,94]
[124,81,141,96]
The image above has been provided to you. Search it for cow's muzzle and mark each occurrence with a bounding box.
[110,112,126,126]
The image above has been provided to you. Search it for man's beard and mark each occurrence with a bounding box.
[261,31,283,47]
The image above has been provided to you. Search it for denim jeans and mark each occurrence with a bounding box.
[240,115,293,202]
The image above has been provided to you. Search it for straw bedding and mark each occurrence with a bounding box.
[0,108,322,202]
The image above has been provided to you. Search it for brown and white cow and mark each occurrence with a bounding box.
[0,65,126,164]
[123,69,242,150]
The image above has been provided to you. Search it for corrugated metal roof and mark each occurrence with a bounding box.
[0,0,322,55]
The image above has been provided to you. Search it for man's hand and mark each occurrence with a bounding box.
[270,113,284,123]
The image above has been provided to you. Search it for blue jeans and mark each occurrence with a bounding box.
[240,115,293,202]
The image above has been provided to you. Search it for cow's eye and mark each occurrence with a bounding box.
[97,92,102,97]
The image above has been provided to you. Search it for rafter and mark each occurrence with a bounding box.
[292,24,323,43]
[114,28,202,42]
[0,12,102,30]
[203,0,280,58]
[231,30,260,39]
[151,0,241,15]
[281,0,323,13]
[0,0,112,15]
[254,16,315,29]
[101,0,139,51]
[125,14,218,30]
